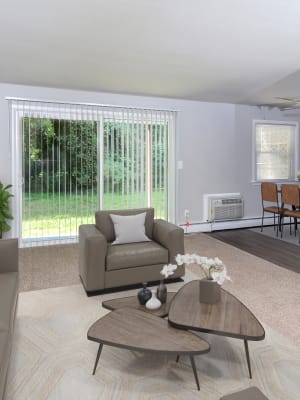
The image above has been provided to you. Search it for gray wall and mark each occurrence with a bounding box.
[0,83,298,235]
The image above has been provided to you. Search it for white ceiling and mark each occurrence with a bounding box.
[1,0,300,106]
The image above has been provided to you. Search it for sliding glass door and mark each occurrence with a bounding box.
[22,117,98,242]
[102,117,168,218]
[10,100,175,246]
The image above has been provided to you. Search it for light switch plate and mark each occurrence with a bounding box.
[177,160,183,170]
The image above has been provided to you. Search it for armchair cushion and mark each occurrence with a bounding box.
[95,208,154,242]
[110,212,150,245]
[106,241,168,271]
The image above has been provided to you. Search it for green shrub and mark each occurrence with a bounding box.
[0,182,13,238]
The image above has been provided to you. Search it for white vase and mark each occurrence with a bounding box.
[145,290,162,310]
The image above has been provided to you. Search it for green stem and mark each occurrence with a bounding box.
[207,265,214,280]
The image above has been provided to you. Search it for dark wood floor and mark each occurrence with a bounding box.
[207,229,300,274]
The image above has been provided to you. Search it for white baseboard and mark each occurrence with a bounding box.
[179,216,271,233]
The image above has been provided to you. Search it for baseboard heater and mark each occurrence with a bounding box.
[203,193,244,222]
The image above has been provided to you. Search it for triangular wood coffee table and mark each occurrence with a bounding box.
[88,307,210,390]
[102,292,176,318]
[168,280,265,378]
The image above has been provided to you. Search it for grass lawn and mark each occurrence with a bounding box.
[22,191,165,238]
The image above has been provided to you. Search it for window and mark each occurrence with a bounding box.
[9,100,175,246]
[253,121,298,181]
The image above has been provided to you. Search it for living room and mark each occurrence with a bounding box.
[0,1,300,399]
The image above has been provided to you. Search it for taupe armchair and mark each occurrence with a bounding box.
[79,208,185,295]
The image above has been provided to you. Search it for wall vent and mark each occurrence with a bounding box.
[203,193,244,222]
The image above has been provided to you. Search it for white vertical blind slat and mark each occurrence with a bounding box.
[164,112,168,220]
[130,110,134,209]
[126,109,130,209]
[98,117,103,210]
[136,110,140,208]
[140,109,145,207]
[121,110,125,205]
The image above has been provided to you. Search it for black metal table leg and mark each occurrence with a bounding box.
[92,342,103,375]
[189,355,200,391]
[244,339,252,379]
[292,205,297,231]
[176,355,180,363]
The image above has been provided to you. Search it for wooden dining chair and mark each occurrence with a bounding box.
[260,182,281,236]
[280,184,300,243]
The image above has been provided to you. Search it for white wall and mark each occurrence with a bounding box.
[0,82,297,236]
[234,105,300,219]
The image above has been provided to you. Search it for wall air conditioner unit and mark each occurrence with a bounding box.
[203,193,244,222]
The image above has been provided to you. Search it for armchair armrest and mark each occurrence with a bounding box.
[0,238,18,273]
[79,225,107,292]
[153,219,184,264]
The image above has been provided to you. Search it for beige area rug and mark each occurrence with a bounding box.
[185,234,300,347]
[19,233,300,347]
[19,244,80,292]
[6,279,300,400]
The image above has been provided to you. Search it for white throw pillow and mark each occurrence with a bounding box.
[110,212,150,245]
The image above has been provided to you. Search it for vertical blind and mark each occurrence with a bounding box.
[255,123,296,181]
[9,99,175,246]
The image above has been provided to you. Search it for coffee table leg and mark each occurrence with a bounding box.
[189,356,200,391]
[244,339,252,379]
[176,355,180,363]
[92,343,103,375]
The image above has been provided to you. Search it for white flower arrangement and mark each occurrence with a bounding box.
[175,254,231,285]
[160,264,177,279]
